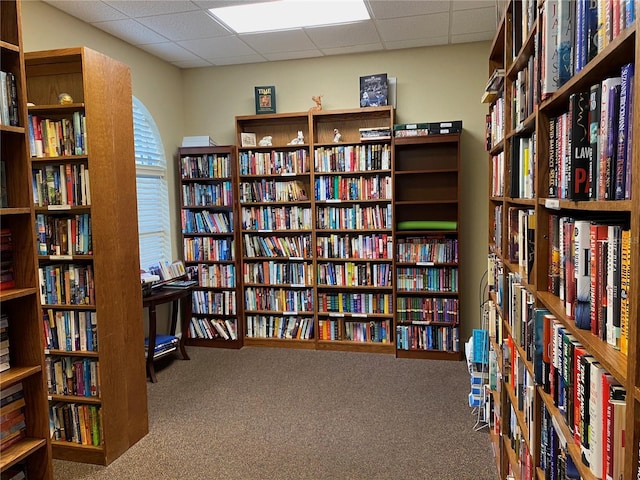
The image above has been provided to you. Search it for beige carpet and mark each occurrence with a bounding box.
[53,346,497,480]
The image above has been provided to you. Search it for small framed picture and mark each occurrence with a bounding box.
[241,132,257,147]
[359,73,388,108]
[255,86,276,114]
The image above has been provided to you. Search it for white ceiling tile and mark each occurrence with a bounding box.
[451,31,496,43]
[93,19,169,45]
[367,0,449,19]
[208,55,268,66]
[178,36,257,58]
[137,42,203,62]
[451,7,497,34]
[385,36,449,49]
[263,50,324,62]
[305,21,380,49]
[104,1,200,18]
[240,30,318,54]
[321,43,384,56]
[452,1,496,10]
[43,0,129,23]
[172,58,214,68]
[137,10,230,41]
[377,13,450,42]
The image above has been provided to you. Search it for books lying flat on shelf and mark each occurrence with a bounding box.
[182,136,217,147]
[359,126,391,141]
[394,121,463,137]
[164,279,197,289]
[144,334,178,357]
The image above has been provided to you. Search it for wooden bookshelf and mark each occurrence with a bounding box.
[485,1,640,479]
[178,145,242,348]
[0,1,53,477]
[393,134,462,360]
[24,47,148,465]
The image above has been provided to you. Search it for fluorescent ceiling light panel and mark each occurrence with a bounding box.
[209,1,370,34]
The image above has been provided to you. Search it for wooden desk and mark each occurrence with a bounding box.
[142,286,192,382]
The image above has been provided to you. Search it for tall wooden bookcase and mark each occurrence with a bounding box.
[24,47,148,465]
[0,1,53,477]
[394,134,462,360]
[485,1,639,478]
[178,145,242,348]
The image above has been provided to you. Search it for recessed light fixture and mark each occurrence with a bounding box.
[209,0,370,34]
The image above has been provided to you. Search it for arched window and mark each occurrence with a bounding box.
[132,96,171,270]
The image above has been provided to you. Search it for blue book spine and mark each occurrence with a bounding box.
[558,0,575,86]
[615,62,633,199]
[575,0,586,73]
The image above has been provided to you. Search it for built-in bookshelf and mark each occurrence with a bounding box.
[393,134,462,360]
[178,146,242,348]
[0,1,53,477]
[312,107,395,353]
[25,47,148,465]
[485,1,639,479]
[235,112,315,348]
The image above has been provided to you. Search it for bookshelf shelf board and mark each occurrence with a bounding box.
[40,304,96,311]
[0,124,24,134]
[182,204,234,211]
[481,91,498,104]
[503,441,520,480]
[508,24,537,78]
[38,254,93,261]
[395,261,457,267]
[314,169,391,176]
[635,387,640,403]
[191,312,238,318]
[538,198,633,212]
[315,198,391,205]
[47,394,101,405]
[393,134,460,146]
[182,232,234,237]
[0,39,20,52]
[317,257,392,263]
[45,349,99,357]
[243,337,316,349]
[316,285,393,291]
[396,320,459,327]
[394,229,458,236]
[28,103,85,112]
[489,430,501,471]
[181,177,233,182]
[50,442,105,465]
[238,144,310,152]
[0,287,37,302]
[395,289,458,296]
[537,291,628,384]
[243,309,313,316]
[0,207,32,216]
[0,366,42,389]
[489,141,504,156]
[241,201,312,207]
[243,229,312,235]
[243,283,311,288]
[396,349,462,360]
[34,206,91,215]
[185,260,236,266]
[394,169,458,175]
[0,438,47,471]
[318,312,393,319]
[31,155,88,164]
[238,173,311,179]
[394,200,457,206]
[316,228,392,234]
[243,256,312,262]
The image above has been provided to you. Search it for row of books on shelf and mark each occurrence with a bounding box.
[49,402,101,446]
[46,356,98,397]
[396,324,460,352]
[509,133,536,200]
[182,181,234,207]
[183,237,234,262]
[511,0,536,60]
[0,314,9,372]
[238,149,310,176]
[396,297,459,324]
[192,290,236,315]
[180,154,230,179]
[314,174,391,202]
[318,319,392,343]
[317,262,392,287]
[36,213,92,256]
[0,70,19,127]
[43,309,97,352]
[540,0,635,99]
[39,263,95,306]
[245,315,313,340]
[486,97,505,150]
[506,207,535,282]
[512,56,537,129]
[188,317,237,341]
[242,233,311,259]
[28,112,86,158]
[181,210,233,234]
[241,205,312,231]
[243,261,311,286]
[243,287,314,313]
[548,65,634,201]
[32,163,91,207]
[317,292,392,315]
[316,204,392,230]
[188,263,235,289]
[0,229,14,291]
[240,179,308,203]
[548,215,631,353]
[314,144,391,172]
[396,267,458,292]
[1,382,26,453]
[396,236,458,263]
[317,233,392,260]
[490,152,504,196]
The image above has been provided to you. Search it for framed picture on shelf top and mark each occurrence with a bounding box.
[359,73,388,107]
[241,132,257,147]
[254,85,276,114]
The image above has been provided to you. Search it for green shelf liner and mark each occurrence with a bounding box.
[396,220,458,231]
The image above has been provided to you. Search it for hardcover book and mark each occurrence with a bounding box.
[359,73,388,107]
[569,91,591,200]
[254,86,276,115]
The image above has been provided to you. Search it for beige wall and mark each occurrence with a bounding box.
[22,1,490,337]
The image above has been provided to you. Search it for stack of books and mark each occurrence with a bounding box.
[145,334,179,359]
[0,314,9,372]
[359,126,391,141]
[0,382,26,452]
[181,136,217,147]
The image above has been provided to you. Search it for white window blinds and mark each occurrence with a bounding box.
[132,97,171,270]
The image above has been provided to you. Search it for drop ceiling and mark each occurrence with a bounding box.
[43,0,499,69]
